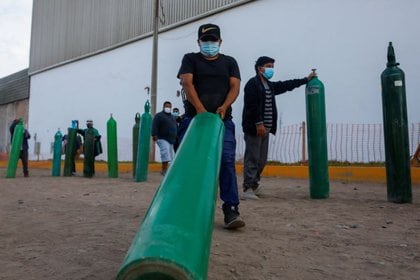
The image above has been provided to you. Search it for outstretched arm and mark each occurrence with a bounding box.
[272,71,317,95]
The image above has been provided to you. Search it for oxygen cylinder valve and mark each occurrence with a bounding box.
[145,100,151,113]
[387,42,400,67]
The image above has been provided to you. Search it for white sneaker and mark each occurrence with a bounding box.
[243,189,259,200]
[254,185,263,196]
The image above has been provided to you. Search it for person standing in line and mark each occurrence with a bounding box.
[172,107,183,152]
[62,133,82,175]
[9,119,31,177]
[242,56,316,199]
[172,107,182,125]
[152,101,178,175]
[177,23,245,230]
[77,119,102,175]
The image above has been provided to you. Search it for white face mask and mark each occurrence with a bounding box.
[164,107,171,113]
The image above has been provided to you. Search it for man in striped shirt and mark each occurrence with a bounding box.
[241,56,316,199]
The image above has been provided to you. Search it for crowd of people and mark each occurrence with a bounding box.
[8,23,316,230]
[154,23,315,230]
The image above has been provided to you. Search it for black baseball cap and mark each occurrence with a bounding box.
[198,24,221,41]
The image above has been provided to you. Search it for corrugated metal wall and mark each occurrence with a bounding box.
[0,99,29,153]
[0,69,30,105]
[29,0,255,74]
[0,69,30,153]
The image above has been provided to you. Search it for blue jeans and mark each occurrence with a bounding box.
[178,116,240,207]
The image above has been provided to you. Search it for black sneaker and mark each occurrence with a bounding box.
[222,204,245,230]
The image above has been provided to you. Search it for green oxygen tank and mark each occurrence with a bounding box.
[380,42,412,203]
[63,125,77,176]
[107,114,118,178]
[132,113,141,177]
[116,113,224,280]
[83,127,95,178]
[134,101,152,182]
[6,119,24,178]
[52,129,63,176]
[305,70,330,199]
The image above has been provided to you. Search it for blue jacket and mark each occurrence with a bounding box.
[152,111,178,144]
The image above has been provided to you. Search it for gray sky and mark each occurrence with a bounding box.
[0,0,32,78]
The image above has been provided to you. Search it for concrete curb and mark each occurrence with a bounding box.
[1,160,419,183]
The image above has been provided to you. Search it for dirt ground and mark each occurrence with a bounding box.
[0,168,419,280]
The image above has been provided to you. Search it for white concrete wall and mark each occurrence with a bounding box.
[28,0,420,160]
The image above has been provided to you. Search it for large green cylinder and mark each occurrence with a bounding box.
[83,128,95,178]
[63,128,77,176]
[133,113,141,177]
[380,42,412,203]
[52,129,63,176]
[117,113,224,280]
[305,73,330,199]
[134,102,152,182]
[107,114,118,178]
[6,119,24,178]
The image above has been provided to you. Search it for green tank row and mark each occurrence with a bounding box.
[48,108,147,179]
[6,42,412,206]
[5,43,413,280]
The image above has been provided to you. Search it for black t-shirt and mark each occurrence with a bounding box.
[177,52,241,118]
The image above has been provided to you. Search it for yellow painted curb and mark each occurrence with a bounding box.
[237,165,419,183]
[0,161,161,174]
[1,160,419,183]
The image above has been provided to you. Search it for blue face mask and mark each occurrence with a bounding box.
[262,67,274,80]
[172,112,179,117]
[200,41,220,57]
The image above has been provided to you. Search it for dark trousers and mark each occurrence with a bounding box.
[178,117,240,207]
[243,132,269,191]
[19,149,29,174]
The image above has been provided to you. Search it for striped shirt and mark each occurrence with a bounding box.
[262,80,273,130]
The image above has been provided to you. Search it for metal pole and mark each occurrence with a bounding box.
[150,0,159,116]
